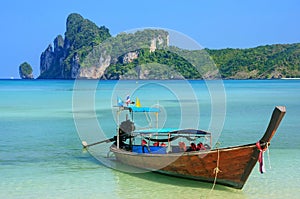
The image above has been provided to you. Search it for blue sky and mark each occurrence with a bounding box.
[0,0,299,78]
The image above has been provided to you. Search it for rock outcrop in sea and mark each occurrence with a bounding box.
[19,62,34,79]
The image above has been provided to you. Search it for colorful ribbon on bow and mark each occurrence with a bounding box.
[256,141,267,173]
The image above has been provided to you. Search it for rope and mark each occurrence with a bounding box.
[256,141,270,173]
[207,149,221,197]
[215,141,221,149]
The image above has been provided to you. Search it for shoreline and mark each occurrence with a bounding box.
[281,77,300,80]
[2,77,300,81]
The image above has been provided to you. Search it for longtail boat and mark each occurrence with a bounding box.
[83,104,286,189]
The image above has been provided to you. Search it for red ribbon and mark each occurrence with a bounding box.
[256,141,266,173]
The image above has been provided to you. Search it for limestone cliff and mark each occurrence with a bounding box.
[39,13,111,79]
[39,13,169,79]
[39,36,66,79]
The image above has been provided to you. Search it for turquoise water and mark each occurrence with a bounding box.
[0,79,299,199]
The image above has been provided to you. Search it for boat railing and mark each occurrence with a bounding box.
[124,129,212,154]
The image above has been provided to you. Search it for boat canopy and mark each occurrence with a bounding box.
[134,128,211,135]
[126,106,160,113]
[132,128,211,143]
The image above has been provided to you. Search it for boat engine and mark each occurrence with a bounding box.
[119,120,135,141]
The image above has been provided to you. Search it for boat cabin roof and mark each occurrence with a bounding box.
[120,106,160,113]
[133,128,211,136]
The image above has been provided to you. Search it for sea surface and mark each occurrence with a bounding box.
[0,79,299,199]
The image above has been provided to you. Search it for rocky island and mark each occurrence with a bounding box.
[19,62,34,79]
[35,13,300,79]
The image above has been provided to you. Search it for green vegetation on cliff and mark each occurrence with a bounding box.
[105,48,201,79]
[81,29,169,69]
[63,13,111,76]
[106,43,300,79]
[207,43,300,79]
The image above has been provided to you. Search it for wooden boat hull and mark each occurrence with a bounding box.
[111,143,259,189]
[78,107,284,189]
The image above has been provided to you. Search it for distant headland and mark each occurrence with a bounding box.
[20,13,300,80]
